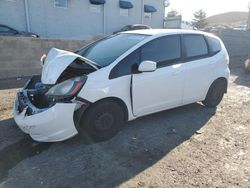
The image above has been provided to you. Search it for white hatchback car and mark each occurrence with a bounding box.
[13,29,230,142]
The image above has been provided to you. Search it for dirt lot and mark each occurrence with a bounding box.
[0,55,250,188]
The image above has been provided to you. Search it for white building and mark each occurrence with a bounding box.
[0,0,166,39]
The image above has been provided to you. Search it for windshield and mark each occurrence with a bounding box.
[77,34,148,67]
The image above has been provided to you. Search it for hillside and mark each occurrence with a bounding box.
[207,11,248,26]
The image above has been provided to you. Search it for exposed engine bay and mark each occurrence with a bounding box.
[17,48,98,116]
[57,58,96,83]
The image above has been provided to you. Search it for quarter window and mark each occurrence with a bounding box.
[206,36,221,55]
[141,35,181,67]
[184,35,208,59]
[109,49,140,79]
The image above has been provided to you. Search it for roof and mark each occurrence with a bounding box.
[123,29,209,36]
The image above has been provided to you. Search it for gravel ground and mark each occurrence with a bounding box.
[0,56,249,188]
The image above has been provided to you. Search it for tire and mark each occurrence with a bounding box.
[79,100,125,142]
[202,79,226,107]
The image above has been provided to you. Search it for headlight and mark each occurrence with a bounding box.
[46,76,87,99]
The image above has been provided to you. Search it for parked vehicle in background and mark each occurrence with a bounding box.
[13,29,230,142]
[181,21,196,30]
[233,25,247,31]
[0,24,39,38]
[113,24,151,34]
[201,26,229,33]
[201,26,214,32]
[164,16,195,30]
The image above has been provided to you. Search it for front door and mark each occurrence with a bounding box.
[132,35,184,117]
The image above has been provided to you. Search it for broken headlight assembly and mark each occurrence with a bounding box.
[46,76,87,100]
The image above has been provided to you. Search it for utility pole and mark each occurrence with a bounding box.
[103,4,106,35]
[247,1,250,30]
[24,0,31,32]
[163,0,170,28]
[141,0,144,24]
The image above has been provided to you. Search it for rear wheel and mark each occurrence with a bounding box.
[202,79,226,107]
[79,100,125,142]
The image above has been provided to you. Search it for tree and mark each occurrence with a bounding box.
[167,9,180,17]
[192,9,208,29]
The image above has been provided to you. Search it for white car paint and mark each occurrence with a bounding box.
[13,29,230,142]
[132,63,184,117]
[14,101,78,142]
[183,51,229,105]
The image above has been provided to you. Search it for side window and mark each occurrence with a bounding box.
[136,26,147,30]
[206,36,221,55]
[183,35,208,59]
[141,35,181,67]
[109,49,140,79]
[0,26,11,32]
[109,35,181,79]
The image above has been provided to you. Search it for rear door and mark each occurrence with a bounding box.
[132,35,185,117]
[182,34,213,104]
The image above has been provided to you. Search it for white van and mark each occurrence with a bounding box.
[13,29,230,142]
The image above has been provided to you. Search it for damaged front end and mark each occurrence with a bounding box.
[17,47,98,116]
[13,48,98,142]
[16,75,52,116]
[41,48,99,85]
[16,75,88,116]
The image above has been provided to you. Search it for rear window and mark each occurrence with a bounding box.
[206,36,221,55]
[135,26,147,30]
[184,35,208,59]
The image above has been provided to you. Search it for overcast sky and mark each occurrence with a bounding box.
[166,0,249,21]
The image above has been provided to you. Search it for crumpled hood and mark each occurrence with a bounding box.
[41,48,97,85]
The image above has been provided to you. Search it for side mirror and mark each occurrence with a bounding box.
[138,61,157,72]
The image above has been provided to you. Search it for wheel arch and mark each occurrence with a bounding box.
[205,77,228,100]
[74,97,129,132]
[88,97,129,122]
[212,77,228,93]
[202,77,228,107]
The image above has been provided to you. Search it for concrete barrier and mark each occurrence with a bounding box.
[215,30,250,58]
[0,36,94,79]
[1,30,250,79]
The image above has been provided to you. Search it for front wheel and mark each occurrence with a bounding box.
[202,79,226,107]
[79,100,125,142]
